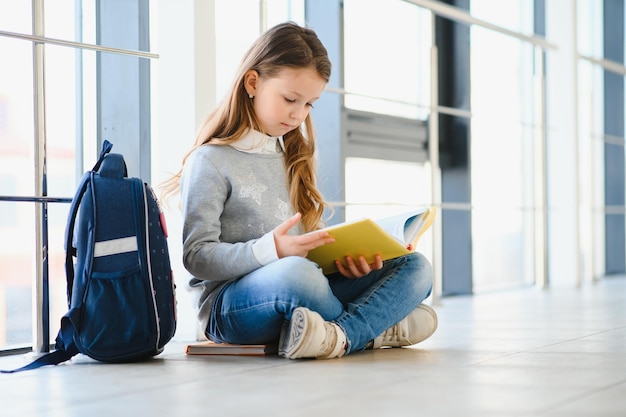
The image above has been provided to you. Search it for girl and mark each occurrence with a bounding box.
[161,22,437,359]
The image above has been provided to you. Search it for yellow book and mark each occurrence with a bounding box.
[307,207,437,275]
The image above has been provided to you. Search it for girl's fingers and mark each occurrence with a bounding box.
[274,212,301,236]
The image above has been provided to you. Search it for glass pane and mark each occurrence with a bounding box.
[266,0,304,27]
[79,48,101,171]
[44,0,78,42]
[471,27,535,124]
[576,0,603,58]
[0,36,34,196]
[0,202,34,349]
[343,0,430,119]
[471,114,536,291]
[45,44,80,198]
[470,27,536,291]
[0,201,72,349]
[0,0,31,33]
[577,59,606,279]
[470,0,533,34]
[472,207,533,291]
[45,0,150,52]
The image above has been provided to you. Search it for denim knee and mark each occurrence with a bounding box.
[402,251,434,300]
[262,256,331,302]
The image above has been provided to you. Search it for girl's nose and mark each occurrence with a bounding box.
[291,106,309,122]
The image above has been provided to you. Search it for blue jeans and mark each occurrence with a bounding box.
[206,252,433,354]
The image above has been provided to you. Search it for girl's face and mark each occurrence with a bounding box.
[246,67,326,137]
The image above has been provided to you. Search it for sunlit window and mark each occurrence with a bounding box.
[470,1,536,291]
[0,1,152,350]
[343,0,430,119]
[0,4,37,349]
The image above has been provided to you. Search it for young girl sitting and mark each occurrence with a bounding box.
[161,21,437,359]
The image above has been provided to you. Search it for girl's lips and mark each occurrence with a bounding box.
[279,123,298,133]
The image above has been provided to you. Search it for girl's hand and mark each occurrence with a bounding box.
[273,213,335,258]
[335,254,383,279]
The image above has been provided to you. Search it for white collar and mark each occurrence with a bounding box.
[230,129,285,154]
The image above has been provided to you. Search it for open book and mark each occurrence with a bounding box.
[306,207,436,275]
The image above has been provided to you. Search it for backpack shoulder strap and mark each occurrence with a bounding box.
[0,350,76,374]
[0,319,79,373]
[64,140,114,298]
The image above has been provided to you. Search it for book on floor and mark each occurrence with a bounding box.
[306,206,437,275]
[185,340,278,356]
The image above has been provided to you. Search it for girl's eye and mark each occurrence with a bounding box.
[284,97,314,108]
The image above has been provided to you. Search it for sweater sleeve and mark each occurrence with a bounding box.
[180,147,263,281]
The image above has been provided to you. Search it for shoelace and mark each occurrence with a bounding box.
[381,318,410,343]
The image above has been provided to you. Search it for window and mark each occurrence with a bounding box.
[0,1,155,352]
[343,0,431,119]
[470,22,536,291]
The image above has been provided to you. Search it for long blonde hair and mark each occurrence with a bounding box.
[160,22,331,232]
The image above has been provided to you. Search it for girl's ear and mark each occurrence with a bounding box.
[244,70,259,96]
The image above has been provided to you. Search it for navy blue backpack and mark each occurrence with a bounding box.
[2,141,176,373]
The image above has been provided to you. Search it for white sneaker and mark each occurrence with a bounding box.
[372,304,438,349]
[279,307,347,359]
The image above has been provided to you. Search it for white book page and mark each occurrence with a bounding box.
[373,208,428,245]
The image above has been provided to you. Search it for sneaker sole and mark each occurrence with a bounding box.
[278,307,310,359]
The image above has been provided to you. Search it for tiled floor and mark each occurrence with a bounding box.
[1,277,625,417]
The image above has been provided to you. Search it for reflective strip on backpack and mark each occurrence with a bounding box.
[93,236,138,257]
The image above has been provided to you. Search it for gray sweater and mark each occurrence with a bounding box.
[180,137,300,331]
